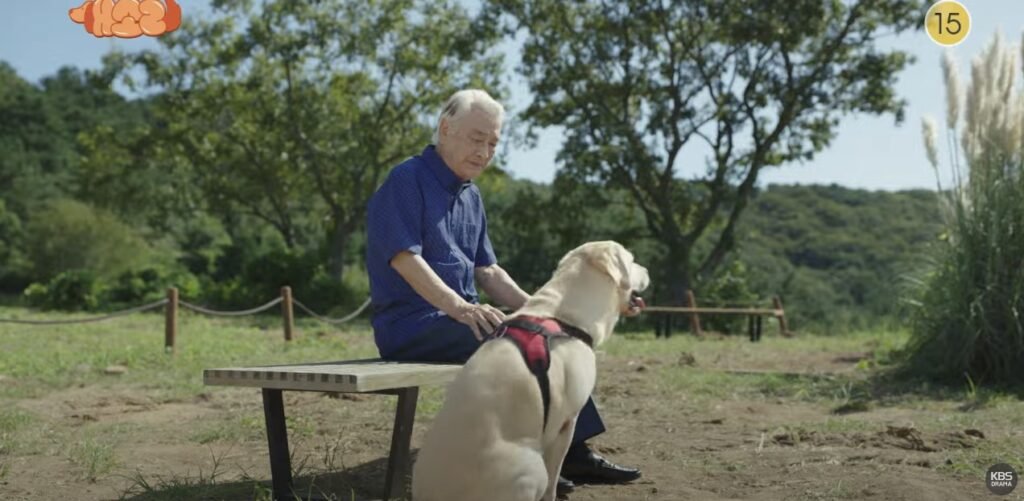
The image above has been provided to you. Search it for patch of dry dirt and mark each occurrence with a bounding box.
[0,338,1015,501]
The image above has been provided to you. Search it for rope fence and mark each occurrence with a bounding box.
[179,297,283,317]
[293,297,372,325]
[0,286,371,354]
[0,299,169,325]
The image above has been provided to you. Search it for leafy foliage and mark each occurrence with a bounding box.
[736,185,943,332]
[23,199,158,283]
[24,270,106,311]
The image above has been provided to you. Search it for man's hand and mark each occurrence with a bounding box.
[389,251,509,341]
[451,302,506,341]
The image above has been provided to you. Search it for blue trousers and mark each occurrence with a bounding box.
[379,315,606,447]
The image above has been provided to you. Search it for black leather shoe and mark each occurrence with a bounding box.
[556,475,575,497]
[561,450,641,484]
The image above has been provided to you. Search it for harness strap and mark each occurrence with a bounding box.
[491,316,595,434]
[493,318,557,430]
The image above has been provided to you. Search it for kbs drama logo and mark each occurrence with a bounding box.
[987,463,1018,496]
[69,0,181,38]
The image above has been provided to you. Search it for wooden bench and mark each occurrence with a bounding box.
[203,359,462,500]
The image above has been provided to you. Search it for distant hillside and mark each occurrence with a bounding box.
[736,184,944,333]
[480,177,946,334]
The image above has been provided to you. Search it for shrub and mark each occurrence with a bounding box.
[907,35,1024,385]
[23,270,106,311]
[23,199,154,282]
[700,260,759,334]
[107,266,201,307]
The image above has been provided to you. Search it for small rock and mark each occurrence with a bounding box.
[635,365,647,372]
[104,365,127,375]
[705,418,725,425]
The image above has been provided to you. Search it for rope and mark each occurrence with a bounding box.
[178,297,283,317]
[0,299,168,325]
[292,297,372,325]
[0,294,374,326]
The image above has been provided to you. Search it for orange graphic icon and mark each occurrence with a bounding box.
[69,0,181,38]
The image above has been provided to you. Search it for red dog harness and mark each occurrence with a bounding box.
[488,316,593,431]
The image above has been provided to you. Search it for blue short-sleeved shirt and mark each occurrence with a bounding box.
[366,145,497,354]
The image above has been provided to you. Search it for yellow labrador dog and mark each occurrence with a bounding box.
[412,241,649,501]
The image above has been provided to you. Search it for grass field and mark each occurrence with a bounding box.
[0,307,1022,500]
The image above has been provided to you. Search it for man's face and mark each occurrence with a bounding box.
[441,106,501,181]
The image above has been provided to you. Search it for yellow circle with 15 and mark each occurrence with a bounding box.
[926,0,971,47]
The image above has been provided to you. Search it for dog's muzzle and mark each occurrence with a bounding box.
[629,291,646,310]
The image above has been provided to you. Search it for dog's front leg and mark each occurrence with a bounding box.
[541,417,576,501]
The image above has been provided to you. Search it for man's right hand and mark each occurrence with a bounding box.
[451,302,506,341]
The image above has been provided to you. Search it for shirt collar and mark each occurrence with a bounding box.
[423,145,471,195]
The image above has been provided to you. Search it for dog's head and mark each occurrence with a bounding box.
[561,240,649,318]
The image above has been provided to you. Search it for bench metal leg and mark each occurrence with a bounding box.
[262,388,293,501]
[384,387,419,501]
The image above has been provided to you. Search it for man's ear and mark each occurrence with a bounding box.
[439,117,450,140]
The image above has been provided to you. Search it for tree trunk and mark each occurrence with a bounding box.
[663,246,692,307]
[661,245,694,334]
[327,217,349,282]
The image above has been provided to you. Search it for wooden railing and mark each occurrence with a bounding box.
[645,291,792,341]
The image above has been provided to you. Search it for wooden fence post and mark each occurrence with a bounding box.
[773,295,792,337]
[165,287,178,354]
[281,286,294,342]
[686,289,703,337]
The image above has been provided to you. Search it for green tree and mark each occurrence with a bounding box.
[485,0,920,304]
[0,63,71,216]
[108,0,505,281]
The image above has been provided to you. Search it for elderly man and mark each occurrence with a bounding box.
[365,89,641,494]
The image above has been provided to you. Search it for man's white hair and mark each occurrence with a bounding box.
[432,89,505,144]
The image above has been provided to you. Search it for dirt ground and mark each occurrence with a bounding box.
[1,332,1020,501]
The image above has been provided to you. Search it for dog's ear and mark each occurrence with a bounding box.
[584,241,633,290]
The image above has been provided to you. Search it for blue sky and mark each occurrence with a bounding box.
[2,1,1022,191]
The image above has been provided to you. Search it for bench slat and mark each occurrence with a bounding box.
[203,359,462,393]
